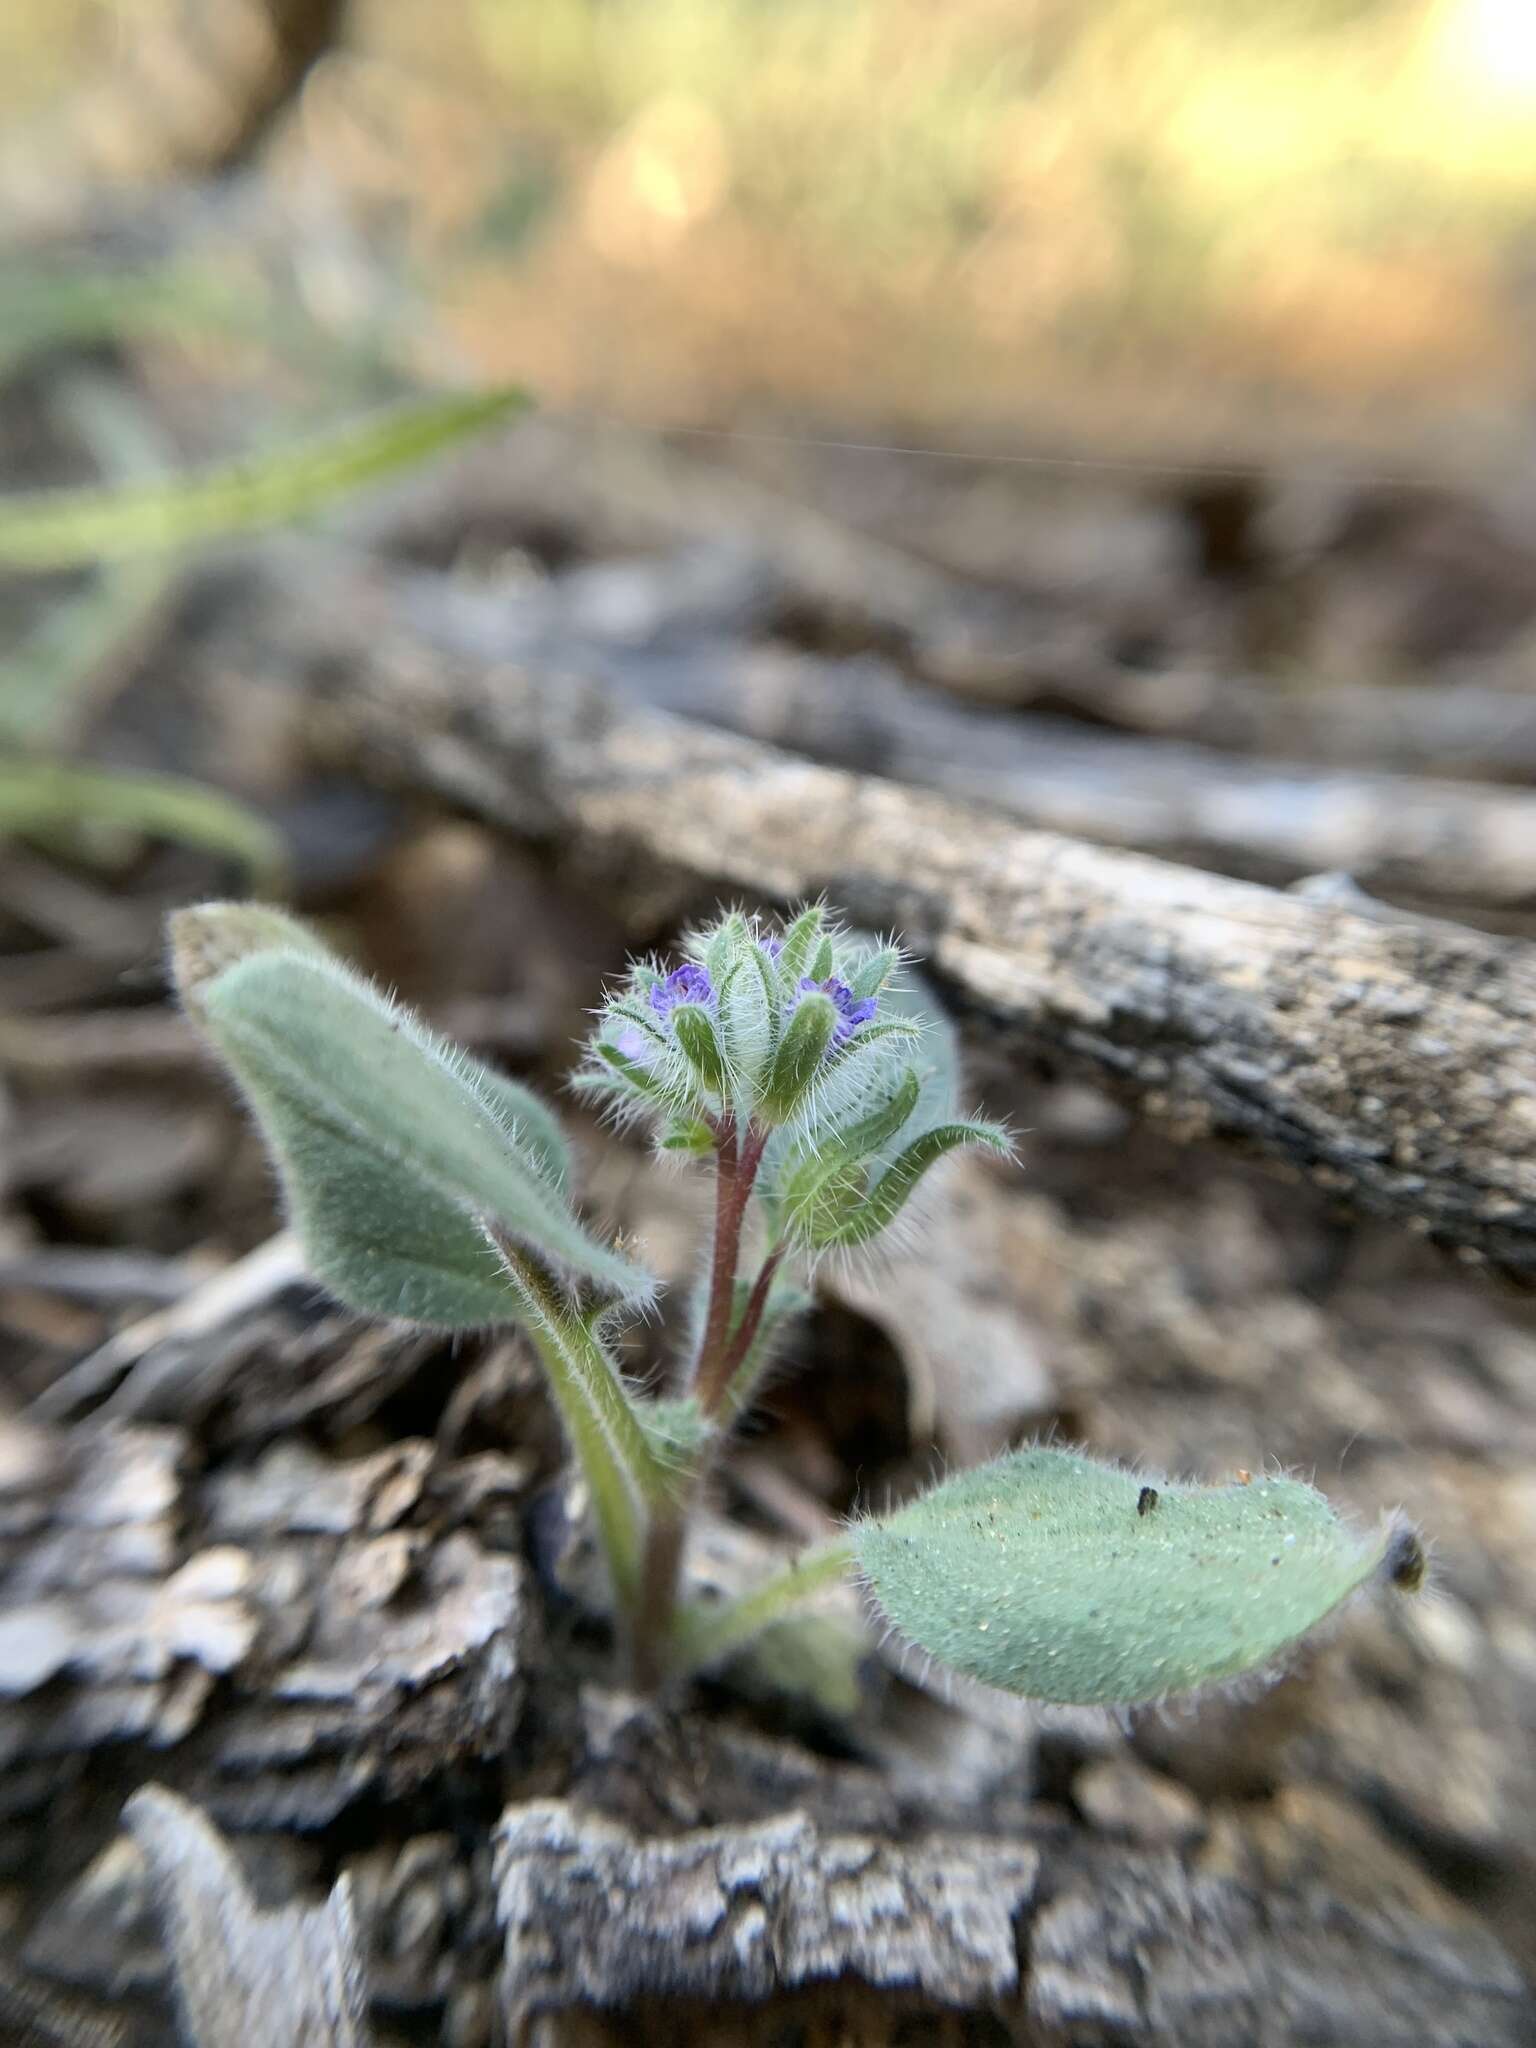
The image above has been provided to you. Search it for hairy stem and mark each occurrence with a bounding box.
[672,1538,857,1676]
[692,1123,769,1412]
[691,1122,743,1397]
[714,1242,787,1419]
[631,1510,688,1691]
[632,1120,770,1683]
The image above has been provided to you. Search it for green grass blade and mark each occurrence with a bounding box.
[0,762,285,887]
[0,388,529,569]
[1,374,178,748]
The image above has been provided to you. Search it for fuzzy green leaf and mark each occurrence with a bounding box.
[759,992,837,1122]
[467,1062,572,1193]
[705,912,750,984]
[659,1115,716,1153]
[672,1003,727,1096]
[589,1043,667,1103]
[856,1447,1412,1706]
[182,944,649,1324]
[775,905,824,987]
[787,1068,922,1190]
[808,1119,1010,1247]
[170,901,334,998]
[173,902,572,1192]
[847,945,902,1003]
[717,943,779,1091]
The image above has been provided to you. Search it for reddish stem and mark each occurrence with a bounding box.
[631,1121,771,1687]
[703,1241,786,1415]
[690,1122,767,1406]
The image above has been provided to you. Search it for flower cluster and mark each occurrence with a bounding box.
[574,903,1010,1253]
[576,906,904,1141]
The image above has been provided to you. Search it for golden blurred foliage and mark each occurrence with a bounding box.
[6,0,1536,465]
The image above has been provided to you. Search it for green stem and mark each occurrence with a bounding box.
[525,1317,644,1612]
[490,1234,667,1615]
[672,1538,857,1676]
[493,1236,668,1504]
[631,1509,687,1691]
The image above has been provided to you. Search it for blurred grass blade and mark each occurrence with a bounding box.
[1,374,178,749]
[0,388,528,569]
[0,762,285,887]
[0,557,175,749]
[0,263,256,378]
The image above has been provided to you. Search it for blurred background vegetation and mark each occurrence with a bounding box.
[3,0,1536,475]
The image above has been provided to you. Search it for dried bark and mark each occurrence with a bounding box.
[125,1787,370,2048]
[0,1417,531,1832]
[27,1683,1522,2046]
[208,565,1536,1269]
[492,1801,1528,2046]
[495,1802,1039,2019]
[592,639,1536,910]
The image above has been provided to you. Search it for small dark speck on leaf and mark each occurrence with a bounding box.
[1137,1486,1159,1517]
[1386,1523,1427,1593]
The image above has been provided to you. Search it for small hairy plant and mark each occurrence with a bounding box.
[169,899,1423,1705]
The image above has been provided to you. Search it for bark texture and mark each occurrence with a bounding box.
[125,1787,370,2048]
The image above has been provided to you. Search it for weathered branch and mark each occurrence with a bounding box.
[327,547,1536,910]
[494,1801,1039,2017]
[211,566,1536,1268]
[526,631,1536,910]
[126,1787,371,2048]
[491,1797,1528,2043]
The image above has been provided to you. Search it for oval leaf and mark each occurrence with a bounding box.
[192,950,650,1322]
[856,1447,1409,1705]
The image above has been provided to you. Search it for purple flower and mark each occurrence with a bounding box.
[798,975,877,1046]
[650,962,715,1017]
[611,1024,654,1066]
[759,933,783,960]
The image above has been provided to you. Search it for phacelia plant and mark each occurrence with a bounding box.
[169,899,1422,1704]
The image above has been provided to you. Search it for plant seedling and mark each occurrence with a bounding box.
[169,899,1422,1706]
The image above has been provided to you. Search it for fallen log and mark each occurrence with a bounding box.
[204,565,1536,1270]
[391,580,1536,910]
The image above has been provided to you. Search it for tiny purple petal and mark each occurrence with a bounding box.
[650,962,715,1017]
[760,933,783,959]
[612,1024,653,1065]
[798,975,877,1045]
